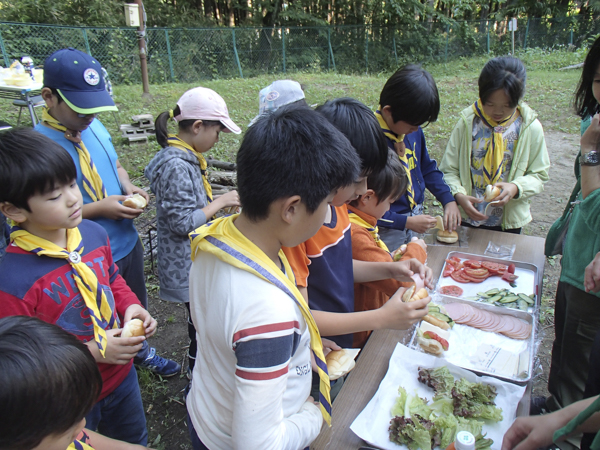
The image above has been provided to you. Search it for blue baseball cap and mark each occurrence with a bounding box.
[43,48,117,114]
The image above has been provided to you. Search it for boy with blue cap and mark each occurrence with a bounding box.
[35,47,180,378]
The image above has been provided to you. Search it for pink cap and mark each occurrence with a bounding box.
[175,87,241,134]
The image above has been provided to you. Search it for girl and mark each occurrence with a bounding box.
[145,87,241,375]
[440,56,550,233]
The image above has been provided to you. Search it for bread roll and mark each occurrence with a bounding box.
[417,336,444,356]
[402,285,416,302]
[436,230,458,244]
[123,193,147,209]
[422,314,450,330]
[121,318,145,338]
[484,185,501,202]
[326,348,360,380]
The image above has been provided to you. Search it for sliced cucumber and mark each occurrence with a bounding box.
[499,295,519,303]
[518,293,534,305]
[518,299,529,311]
[485,288,500,295]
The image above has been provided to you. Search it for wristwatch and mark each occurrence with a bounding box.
[580,151,600,166]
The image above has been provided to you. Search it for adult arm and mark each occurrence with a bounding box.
[580,114,600,200]
[502,396,600,450]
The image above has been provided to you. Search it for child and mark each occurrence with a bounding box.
[284,98,433,351]
[376,64,461,249]
[440,56,549,233]
[145,87,241,375]
[0,128,156,446]
[34,47,179,377]
[348,149,428,348]
[0,316,153,450]
[185,105,360,449]
[248,79,307,126]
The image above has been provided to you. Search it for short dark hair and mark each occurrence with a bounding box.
[316,98,388,177]
[478,57,526,108]
[0,316,102,450]
[155,104,222,148]
[0,128,77,211]
[237,104,360,221]
[350,149,407,207]
[574,34,600,118]
[379,64,440,127]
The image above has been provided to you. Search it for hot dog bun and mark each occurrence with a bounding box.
[422,314,450,330]
[121,318,145,338]
[484,185,501,202]
[326,348,360,380]
[123,193,147,209]
[402,285,416,302]
[436,230,458,244]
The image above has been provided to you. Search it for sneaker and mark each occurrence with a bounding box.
[136,347,181,377]
[530,396,549,415]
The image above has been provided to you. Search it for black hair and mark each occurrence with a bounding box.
[379,64,440,127]
[155,104,223,148]
[237,104,360,221]
[478,57,527,108]
[0,128,77,211]
[574,34,600,118]
[349,149,407,207]
[0,316,102,450]
[316,98,388,177]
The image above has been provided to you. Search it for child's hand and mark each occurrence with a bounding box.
[390,258,434,288]
[122,182,150,204]
[410,237,427,251]
[214,189,241,210]
[321,337,341,357]
[86,329,144,365]
[406,215,437,233]
[491,182,518,206]
[124,304,157,337]
[585,252,600,293]
[94,195,144,220]
[443,201,462,231]
[455,193,488,221]
[581,113,600,152]
[378,287,430,330]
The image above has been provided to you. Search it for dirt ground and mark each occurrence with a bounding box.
[136,130,580,449]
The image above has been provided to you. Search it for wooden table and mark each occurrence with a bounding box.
[311,227,546,450]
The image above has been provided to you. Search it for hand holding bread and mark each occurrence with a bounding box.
[121,318,146,338]
[122,193,148,210]
[326,348,361,380]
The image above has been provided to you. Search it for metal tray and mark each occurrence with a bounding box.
[436,251,541,312]
[408,295,536,384]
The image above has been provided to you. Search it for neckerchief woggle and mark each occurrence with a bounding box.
[10,226,117,357]
[189,215,332,425]
[472,99,519,188]
[167,134,213,203]
[42,108,107,202]
[375,109,416,208]
[348,211,390,252]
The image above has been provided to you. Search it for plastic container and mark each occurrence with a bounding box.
[446,431,476,450]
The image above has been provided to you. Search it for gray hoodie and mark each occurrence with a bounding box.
[145,147,209,303]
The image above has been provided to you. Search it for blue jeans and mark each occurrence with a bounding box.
[85,365,148,446]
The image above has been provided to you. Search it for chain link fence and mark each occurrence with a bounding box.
[1,17,599,84]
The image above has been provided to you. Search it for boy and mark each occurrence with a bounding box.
[376,64,461,249]
[186,105,361,449]
[0,316,153,450]
[284,98,433,350]
[0,129,155,446]
[34,47,179,377]
[347,149,428,348]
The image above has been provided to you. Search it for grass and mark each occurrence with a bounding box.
[1,48,584,181]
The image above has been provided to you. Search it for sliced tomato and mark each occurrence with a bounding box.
[507,263,516,274]
[445,259,458,268]
[463,260,482,269]
[449,256,461,264]
[502,271,519,283]
[439,285,464,296]
[464,268,489,278]
[463,273,486,283]
[423,331,449,350]
[450,269,470,283]
[442,264,455,277]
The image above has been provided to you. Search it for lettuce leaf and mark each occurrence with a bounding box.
[391,386,408,417]
[389,415,434,450]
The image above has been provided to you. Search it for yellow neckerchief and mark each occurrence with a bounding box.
[553,396,600,450]
[41,108,106,202]
[10,226,117,358]
[68,439,95,450]
[347,206,389,252]
[375,109,416,208]
[189,215,332,425]
[472,99,520,187]
[167,134,213,203]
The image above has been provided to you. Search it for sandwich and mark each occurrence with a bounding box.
[436,230,458,244]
